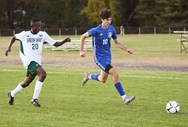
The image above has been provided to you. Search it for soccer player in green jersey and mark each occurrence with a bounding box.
[5,18,71,107]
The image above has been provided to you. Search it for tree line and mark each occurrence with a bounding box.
[0,0,187,29]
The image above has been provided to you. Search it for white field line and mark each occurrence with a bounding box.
[0,69,187,81]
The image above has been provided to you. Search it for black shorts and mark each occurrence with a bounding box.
[104,64,113,74]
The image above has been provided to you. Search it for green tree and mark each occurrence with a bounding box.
[0,0,6,28]
[81,0,109,26]
[45,0,87,28]
[133,0,159,26]
[81,0,139,27]
[134,0,188,26]
[1,0,48,28]
[109,0,139,27]
[155,0,188,26]
[0,0,87,28]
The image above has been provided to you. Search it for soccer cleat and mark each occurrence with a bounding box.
[124,96,136,105]
[31,99,41,107]
[82,72,91,86]
[8,92,14,105]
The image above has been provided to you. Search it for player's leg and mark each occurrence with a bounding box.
[82,71,108,86]
[109,67,135,105]
[8,75,34,105]
[98,70,108,83]
[31,66,47,107]
[82,59,109,86]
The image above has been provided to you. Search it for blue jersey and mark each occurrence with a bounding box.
[88,25,117,70]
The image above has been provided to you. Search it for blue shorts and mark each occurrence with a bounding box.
[94,57,112,73]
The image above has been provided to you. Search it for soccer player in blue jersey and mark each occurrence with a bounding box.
[80,9,135,105]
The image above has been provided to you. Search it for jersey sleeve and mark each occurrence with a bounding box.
[88,27,98,37]
[111,26,118,40]
[15,31,25,40]
[43,32,56,46]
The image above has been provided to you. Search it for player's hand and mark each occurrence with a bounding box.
[80,51,85,57]
[5,48,11,56]
[127,48,133,54]
[64,38,71,43]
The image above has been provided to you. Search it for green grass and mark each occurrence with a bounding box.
[1,34,186,57]
[2,34,187,68]
[0,34,188,127]
[0,67,188,127]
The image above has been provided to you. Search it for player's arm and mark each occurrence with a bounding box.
[5,36,16,56]
[53,38,71,47]
[80,32,89,57]
[114,39,133,54]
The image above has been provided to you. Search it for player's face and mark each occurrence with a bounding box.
[101,17,112,27]
[31,21,42,34]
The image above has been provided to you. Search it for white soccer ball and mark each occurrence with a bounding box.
[166,101,180,114]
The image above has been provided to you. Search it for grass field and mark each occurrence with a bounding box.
[0,34,188,127]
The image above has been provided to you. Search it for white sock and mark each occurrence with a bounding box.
[32,80,43,100]
[121,94,127,100]
[11,83,24,97]
[88,73,92,79]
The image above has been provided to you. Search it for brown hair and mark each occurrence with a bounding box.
[99,9,111,19]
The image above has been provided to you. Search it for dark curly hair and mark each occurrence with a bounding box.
[99,9,111,19]
[30,18,41,26]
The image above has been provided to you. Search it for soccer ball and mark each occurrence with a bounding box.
[166,101,180,114]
